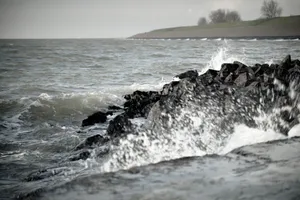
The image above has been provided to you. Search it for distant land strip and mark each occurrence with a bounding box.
[130,15,300,40]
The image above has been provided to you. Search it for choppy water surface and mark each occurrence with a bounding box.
[0,38,300,199]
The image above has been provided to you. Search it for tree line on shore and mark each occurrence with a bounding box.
[198,0,282,26]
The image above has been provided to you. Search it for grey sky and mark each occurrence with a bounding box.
[0,0,299,38]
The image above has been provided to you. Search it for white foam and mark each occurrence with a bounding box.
[107,81,169,96]
[249,38,257,41]
[288,124,300,137]
[220,125,286,155]
[200,45,245,74]
[101,108,207,173]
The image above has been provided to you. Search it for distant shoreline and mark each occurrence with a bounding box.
[130,15,300,40]
[129,36,300,40]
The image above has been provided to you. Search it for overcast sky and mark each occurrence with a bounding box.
[0,0,299,38]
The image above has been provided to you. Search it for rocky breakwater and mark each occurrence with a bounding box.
[77,55,300,158]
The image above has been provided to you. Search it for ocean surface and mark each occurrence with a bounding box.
[0,38,300,199]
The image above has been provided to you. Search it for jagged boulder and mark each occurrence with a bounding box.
[175,70,198,80]
[123,90,160,118]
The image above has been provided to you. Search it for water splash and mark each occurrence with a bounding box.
[99,52,300,173]
[200,44,245,74]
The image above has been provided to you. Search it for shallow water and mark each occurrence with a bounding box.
[0,38,300,199]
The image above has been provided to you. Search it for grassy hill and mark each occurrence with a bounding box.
[131,15,300,39]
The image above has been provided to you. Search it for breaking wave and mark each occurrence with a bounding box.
[97,47,300,173]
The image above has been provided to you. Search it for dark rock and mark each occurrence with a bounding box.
[69,151,91,161]
[292,59,300,67]
[275,66,290,86]
[75,134,109,150]
[281,54,292,67]
[288,65,300,73]
[252,63,262,72]
[289,71,300,85]
[161,81,180,95]
[234,72,249,87]
[82,111,113,127]
[233,61,247,69]
[125,90,156,101]
[245,81,260,92]
[270,63,279,70]
[107,114,133,138]
[254,64,273,77]
[197,69,218,86]
[219,63,239,80]
[108,105,123,110]
[175,70,198,80]
[234,65,255,80]
[280,110,296,123]
[124,90,160,118]
[224,73,234,83]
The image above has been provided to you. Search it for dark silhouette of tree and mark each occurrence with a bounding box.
[208,9,242,24]
[197,17,207,26]
[209,9,227,24]
[261,0,282,18]
[225,10,241,22]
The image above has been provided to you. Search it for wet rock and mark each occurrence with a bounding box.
[281,54,292,67]
[175,70,198,80]
[82,111,113,127]
[254,64,273,77]
[197,69,219,86]
[224,73,234,83]
[234,72,249,87]
[124,90,160,118]
[219,63,239,80]
[292,59,300,67]
[275,66,290,86]
[161,81,180,95]
[245,81,260,93]
[69,151,91,161]
[107,114,133,138]
[75,134,109,150]
[233,61,248,69]
[108,105,123,110]
[288,65,300,73]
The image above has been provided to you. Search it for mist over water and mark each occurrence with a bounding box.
[1,38,300,199]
